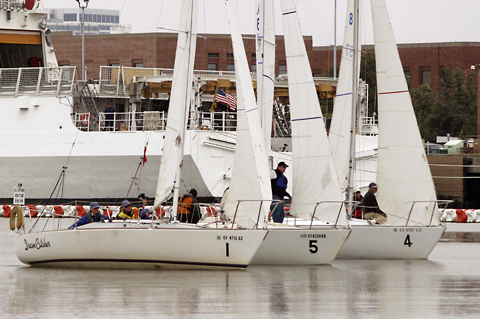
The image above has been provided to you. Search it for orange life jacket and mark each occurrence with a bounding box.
[177,195,193,215]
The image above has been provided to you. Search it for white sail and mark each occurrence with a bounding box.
[154,0,198,209]
[371,0,440,226]
[329,0,363,191]
[256,0,276,151]
[280,0,347,225]
[223,0,272,229]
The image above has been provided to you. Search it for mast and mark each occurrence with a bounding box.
[256,0,275,151]
[347,0,360,214]
[154,0,198,217]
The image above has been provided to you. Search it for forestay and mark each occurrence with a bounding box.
[223,0,272,229]
[329,0,363,192]
[371,0,440,226]
[256,0,276,151]
[280,0,347,225]
[154,0,198,209]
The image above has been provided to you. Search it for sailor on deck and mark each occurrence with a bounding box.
[69,202,110,228]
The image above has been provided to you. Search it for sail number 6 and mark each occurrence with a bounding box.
[309,240,318,253]
[404,235,413,247]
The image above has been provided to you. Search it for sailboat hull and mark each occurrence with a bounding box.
[251,228,351,265]
[15,223,267,269]
[336,225,445,259]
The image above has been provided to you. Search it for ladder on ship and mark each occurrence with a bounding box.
[75,81,101,131]
[273,100,291,137]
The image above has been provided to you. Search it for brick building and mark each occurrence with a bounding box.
[51,31,480,93]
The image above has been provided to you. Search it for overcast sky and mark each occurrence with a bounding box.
[42,0,480,46]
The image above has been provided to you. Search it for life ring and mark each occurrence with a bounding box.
[9,206,23,230]
[201,125,209,130]
[79,114,91,125]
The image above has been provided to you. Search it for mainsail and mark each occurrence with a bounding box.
[329,0,363,192]
[280,0,347,225]
[223,0,272,229]
[154,0,198,210]
[371,0,440,226]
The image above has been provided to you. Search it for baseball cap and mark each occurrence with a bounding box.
[278,161,289,168]
[354,188,361,193]
[138,193,148,199]
[142,208,151,214]
[122,200,132,207]
[368,182,378,188]
[90,202,100,209]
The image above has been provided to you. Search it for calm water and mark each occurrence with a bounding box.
[2,220,480,318]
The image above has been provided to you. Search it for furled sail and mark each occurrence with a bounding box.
[371,0,440,226]
[280,0,347,225]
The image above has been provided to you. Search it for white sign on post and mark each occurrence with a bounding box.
[13,184,25,205]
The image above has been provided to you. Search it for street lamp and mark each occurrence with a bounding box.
[76,0,89,82]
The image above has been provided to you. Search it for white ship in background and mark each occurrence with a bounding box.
[0,0,374,204]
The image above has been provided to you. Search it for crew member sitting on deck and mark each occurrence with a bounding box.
[362,182,388,224]
[117,200,139,220]
[177,189,201,224]
[353,188,364,219]
[69,202,110,228]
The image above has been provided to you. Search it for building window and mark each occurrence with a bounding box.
[404,70,411,87]
[251,64,257,73]
[227,63,235,72]
[50,13,55,19]
[64,13,77,22]
[279,64,287,75]
[252,53,256,59]
[134,62,144,68]
[109,63,120,67]
[421,70,431,85]
[208,53,219,58]
[227,53,234,58]
[208,63,217,71]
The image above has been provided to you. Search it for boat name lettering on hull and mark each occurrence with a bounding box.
[217,236,243,241]
[24,238,51,250]
[393,228,422,233]
[300,234,326,239]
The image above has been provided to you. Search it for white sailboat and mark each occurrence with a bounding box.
[14,0,267,269]
[336,0,445,259]
[250,0,351,265]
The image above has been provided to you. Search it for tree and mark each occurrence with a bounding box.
[410,64,477,142]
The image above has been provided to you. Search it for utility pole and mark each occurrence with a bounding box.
[76,0,89,82]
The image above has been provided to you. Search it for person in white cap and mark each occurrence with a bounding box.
[69,202,110,228]
[362,182,388,224]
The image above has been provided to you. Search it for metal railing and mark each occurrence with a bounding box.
[0,66,76,97]
[74,111,167,131]
[74,111,238,132]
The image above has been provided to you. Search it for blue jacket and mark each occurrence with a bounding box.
[70,212,110,228]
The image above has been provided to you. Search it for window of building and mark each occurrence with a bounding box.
[251,53,256,59]
[421,70,431,85]
[50,13,55,19]
[133,62,144,68]
[208,53,219,58]
[227,53,234,58]
[208,63,217,71]
[102,15,106,23]
[115,16,120,23]
[227,63,235,72]
[106,15,111,23]
[251,64,257,73]
[404,70,411,87]
[279,64,287,74]
[64,13,77,22]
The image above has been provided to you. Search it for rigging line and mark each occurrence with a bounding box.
[119,0,128,16]
[156,0,166,29]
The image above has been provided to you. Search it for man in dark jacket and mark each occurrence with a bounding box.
[362,182,388,224]
[270,162,291,223]
[70,202,110,228]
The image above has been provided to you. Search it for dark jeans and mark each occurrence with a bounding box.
[271,195,285,223]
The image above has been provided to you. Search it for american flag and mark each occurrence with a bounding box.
[215,88,237,111]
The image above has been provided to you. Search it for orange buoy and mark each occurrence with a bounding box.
[3,205,12,218]
[456,209,467,223]
[25,0,35,10]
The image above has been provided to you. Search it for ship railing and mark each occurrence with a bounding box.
[0,66,76,97]
[193,111,237,131]
[359,116,378,136]
[74,111,167,131]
